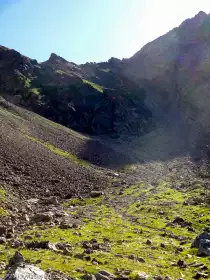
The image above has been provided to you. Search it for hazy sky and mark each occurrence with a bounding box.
[0,0,210,63]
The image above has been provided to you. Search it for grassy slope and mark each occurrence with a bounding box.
[0,181,210,279]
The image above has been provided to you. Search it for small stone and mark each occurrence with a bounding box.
[103,238,110,242]
[135,272,149,280]
[84,248,92,254]
[95,272,111,280]
[92,259,98,265]
[11,240,24,249]
[0,226,7,237]
[0,261,6,270]
[6,232,13,239]
[98,271,115,278]
[84,256,91,261]
[177,259,187,268]
[137,257,146,263]
[160,243,165,248]
[128,254,135,260]
[82,241,90,249]
[154,276,163,280]
[26,241,57,251]
[90,238,97,243]
[24,215,30,222]
[90,191,104,198]
[0,237,6,244]
[8,251,25,267]
[188,226,195,232]
[63,248,72,256]
[42,196,59,205]
[59,221,73,229]
[183,201,189,206]
[193,272,209,279]
[75,267,84,272]
[173,217,185,224]
[146,239,152,245]
[26,198,39,204]
[24,235,33,240]
[115,254,124,258]
[72,223,78,229]
[92,243,100,250]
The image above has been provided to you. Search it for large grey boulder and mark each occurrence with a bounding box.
[191,231,210,256]
[5,265,48,280]
[4,252,48,280]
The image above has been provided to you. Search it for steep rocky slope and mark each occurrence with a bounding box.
[123,11,210,139]
[0,46,153,137]
[0,97,133,198]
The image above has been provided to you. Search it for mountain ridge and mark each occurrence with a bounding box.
[1,10,210,142]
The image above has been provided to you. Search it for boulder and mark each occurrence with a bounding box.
[5,264,48,280]
[198,239,210,256]
[31,212,54,223]
[5,252,48,280]
[191,231,210,256]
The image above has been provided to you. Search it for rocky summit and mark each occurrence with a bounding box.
[1,10,210,280]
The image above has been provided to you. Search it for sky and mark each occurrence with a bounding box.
[0,0,210,64]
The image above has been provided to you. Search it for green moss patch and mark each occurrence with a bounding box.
[0,188,6,201]
[83,79,103,93]
[56,70,67,75]
[24,134,90,168]
[30,88,40,95]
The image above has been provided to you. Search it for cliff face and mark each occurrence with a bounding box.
[123,11,210,136]
[0,47,153,137]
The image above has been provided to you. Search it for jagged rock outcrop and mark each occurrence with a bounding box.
[0,46,153,136]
